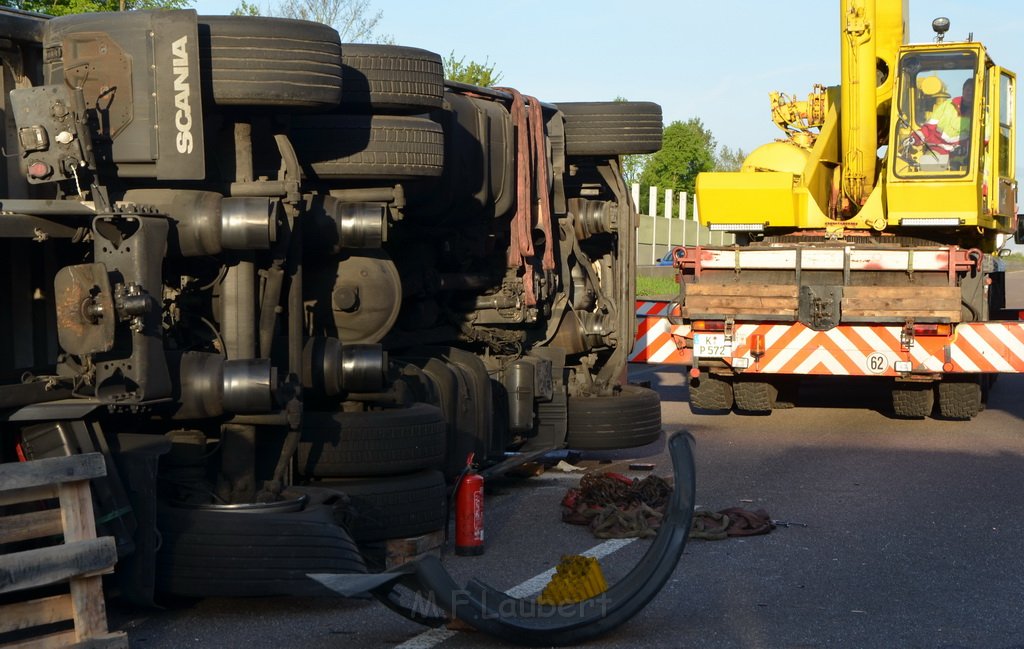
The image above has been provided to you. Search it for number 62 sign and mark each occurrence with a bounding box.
[866,352,889,374]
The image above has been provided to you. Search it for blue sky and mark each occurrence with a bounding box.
[193,0,1024,173]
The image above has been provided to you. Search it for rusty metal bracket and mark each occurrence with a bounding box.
[675,246,704,280]
[54,262,115,356]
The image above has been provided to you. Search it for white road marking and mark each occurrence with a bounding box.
[393,537,637,649]
[504,537,635,598]
[394,628,457,649]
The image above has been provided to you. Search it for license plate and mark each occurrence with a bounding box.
[694,333,730,358]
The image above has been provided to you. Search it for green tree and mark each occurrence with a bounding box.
[715,144,747,171]
[234,0,391,42]
[638,118,717,217]
[231,0,261,15]
[278,0,391,42]
[443,51,503,87]
[620,151,649,188]
[6,0,187,14]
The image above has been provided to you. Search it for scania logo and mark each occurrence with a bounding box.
[171,36,193,154]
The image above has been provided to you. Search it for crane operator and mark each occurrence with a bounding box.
[912,76,961,164]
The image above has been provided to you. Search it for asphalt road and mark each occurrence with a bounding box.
[110,274,1024,649]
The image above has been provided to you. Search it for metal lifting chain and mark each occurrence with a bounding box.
[563,473,673,538]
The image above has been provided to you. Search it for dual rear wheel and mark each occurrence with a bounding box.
[688,374,789,415]
[688,372,986,420]
[893,379,983,420]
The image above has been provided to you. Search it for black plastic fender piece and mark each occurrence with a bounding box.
[311,430,696,646]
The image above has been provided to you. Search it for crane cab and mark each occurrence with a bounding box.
[887,43,1017,239]
[694,4,1017,253]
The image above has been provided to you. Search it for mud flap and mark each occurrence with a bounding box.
[311,431,696,646]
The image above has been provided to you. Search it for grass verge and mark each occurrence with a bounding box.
[636,275,678,297]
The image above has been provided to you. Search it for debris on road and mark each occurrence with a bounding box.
[536,555,609,605]
[689,508,775,540]
[310,433,698,648]
[771,519,809,528]
[561,472,673,538]
[555,460,585,472]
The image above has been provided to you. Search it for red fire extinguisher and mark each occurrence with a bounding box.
[455,452,484,556]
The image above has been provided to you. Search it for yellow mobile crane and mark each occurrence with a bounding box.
[662,0,1021,418]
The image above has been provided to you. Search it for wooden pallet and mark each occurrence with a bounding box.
[0,453,127,649]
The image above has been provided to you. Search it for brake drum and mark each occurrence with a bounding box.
[330,252,402,344]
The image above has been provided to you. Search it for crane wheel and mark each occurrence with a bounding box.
[937,379,983,420]
[733,380,778,414]
[688,374,733,413]
[891,383,935,419]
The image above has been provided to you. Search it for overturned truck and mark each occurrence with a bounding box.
[0,7,667,602]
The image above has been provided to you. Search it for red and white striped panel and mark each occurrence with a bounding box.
[724,323,918,376]
[715,322,1024,376]
[630,300,691,364]
[632,299,1024,375]
[949,323,1024,373]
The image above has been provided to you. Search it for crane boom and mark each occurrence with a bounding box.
[839,0,908,213]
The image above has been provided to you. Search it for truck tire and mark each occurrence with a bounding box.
[688,374,734,413]
[289,114,444,179]
[937,379,982,420]
[891,383,935,419]
[565,385,661,450]
[733,380,778,414]
[557,101,663,156]
[325,470,447,542]
[155,487,365,598]
[340,44,444,113]
[198,16,343,108]
[297,403,447,478]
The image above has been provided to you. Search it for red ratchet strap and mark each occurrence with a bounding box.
[496,87,556,306]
